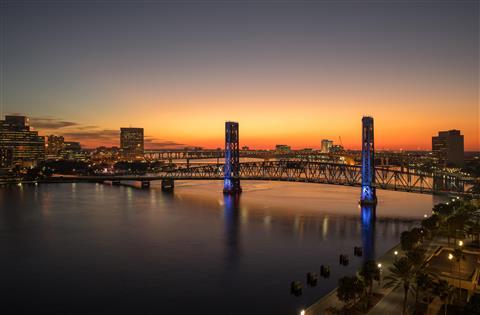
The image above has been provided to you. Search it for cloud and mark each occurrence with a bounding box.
[30,117,79,129]
[144,136,184,149]
[61,129,119,141]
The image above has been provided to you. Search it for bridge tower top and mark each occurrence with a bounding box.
[361,116,377,205]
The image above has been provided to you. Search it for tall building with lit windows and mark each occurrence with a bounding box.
[0,115,45,167]
[432,130,464,168]
[120,127,144,159]
[321,139,333,153]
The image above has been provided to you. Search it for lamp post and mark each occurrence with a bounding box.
[457,240,464,301]
[377,263,383,287]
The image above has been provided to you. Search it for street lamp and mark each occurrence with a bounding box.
[458,240,463,247]
[394,251,398,256]
[300,310,305,315]
[378,263,383,287]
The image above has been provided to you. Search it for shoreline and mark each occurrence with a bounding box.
[305,241,404,315]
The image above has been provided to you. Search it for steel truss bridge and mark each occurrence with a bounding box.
[48,161,477,195]
[143,149,348,162]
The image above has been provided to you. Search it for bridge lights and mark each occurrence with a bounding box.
[360,116,377,205]
[224,121,242,194]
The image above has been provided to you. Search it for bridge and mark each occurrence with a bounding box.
[40,118,478,198]
[46,160,475,195]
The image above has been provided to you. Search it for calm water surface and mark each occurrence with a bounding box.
[0,181,444,314]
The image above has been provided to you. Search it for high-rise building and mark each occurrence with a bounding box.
[120,127,144,159]
[0,147,13,169]
[46,135,65,159]
[321,139,333,153]
[0,115,45,167]
[63,141,84,160]
[432,130,464,167]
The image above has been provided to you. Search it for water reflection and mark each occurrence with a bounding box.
[224,194,241,267]
[361,205,376,262]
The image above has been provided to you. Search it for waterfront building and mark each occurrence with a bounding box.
[0,147,13,169]
[63,141,85,160]
[120,128,144,160]
[0,115,45,167]
[321,139,333,153]
[46,135,65,159]
[432,130,464,168]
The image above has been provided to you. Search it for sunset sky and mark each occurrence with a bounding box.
[1,1,478,150]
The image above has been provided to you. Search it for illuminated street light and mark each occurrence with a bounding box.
[448,253,453,260]
[424,214,428,218]
[300,310,305,315]
[459,240,463,247]
[394,251,398,256]
[377,263,382,268]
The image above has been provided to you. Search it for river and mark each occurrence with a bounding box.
[0,181,444,314]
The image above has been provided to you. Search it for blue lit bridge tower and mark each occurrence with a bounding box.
[360,116,377,205]
[224,121,242,194]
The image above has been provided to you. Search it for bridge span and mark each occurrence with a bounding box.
[46,161,476,195]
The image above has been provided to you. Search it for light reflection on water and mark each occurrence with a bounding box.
[0,181,444,315]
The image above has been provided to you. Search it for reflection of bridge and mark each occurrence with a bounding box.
[48,160,475,195]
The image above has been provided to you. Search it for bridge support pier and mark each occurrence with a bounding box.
[360,116,377,205]
[161,178,175,191]
[223,121,242,194]
[141,181,150,189]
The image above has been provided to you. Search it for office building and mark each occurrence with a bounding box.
[0,147,13,169]
[432,130,464,167]
[46,135,65,159]
[120,127,144,159]
[321,139,333,153]
[0,115,45,167]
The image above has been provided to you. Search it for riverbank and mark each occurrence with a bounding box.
[304,242,403,315]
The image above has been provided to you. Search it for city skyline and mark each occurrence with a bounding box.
[2,1,478,151]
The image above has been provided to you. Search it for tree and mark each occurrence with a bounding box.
[337,276,357,307]
[401,230,422,251]
[384,257,415,315]
[359,260,380,302]
[421,214,440,238]
[414,272,434,311]
[434,280,455,315]
[463,294,480,315]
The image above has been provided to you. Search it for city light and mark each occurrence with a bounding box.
[458,240,463,247]
[394,251,398,256]
[300,310,305,315]
[424,214,428,218]
[377,263,382,268]
[448,253,453,260]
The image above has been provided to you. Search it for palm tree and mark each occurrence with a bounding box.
[434,280,455,315]
[359,260,380,302]
[406,247,426,270]
[414,272,434,311]
[383,257,415,315]
[337,276,356,308]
